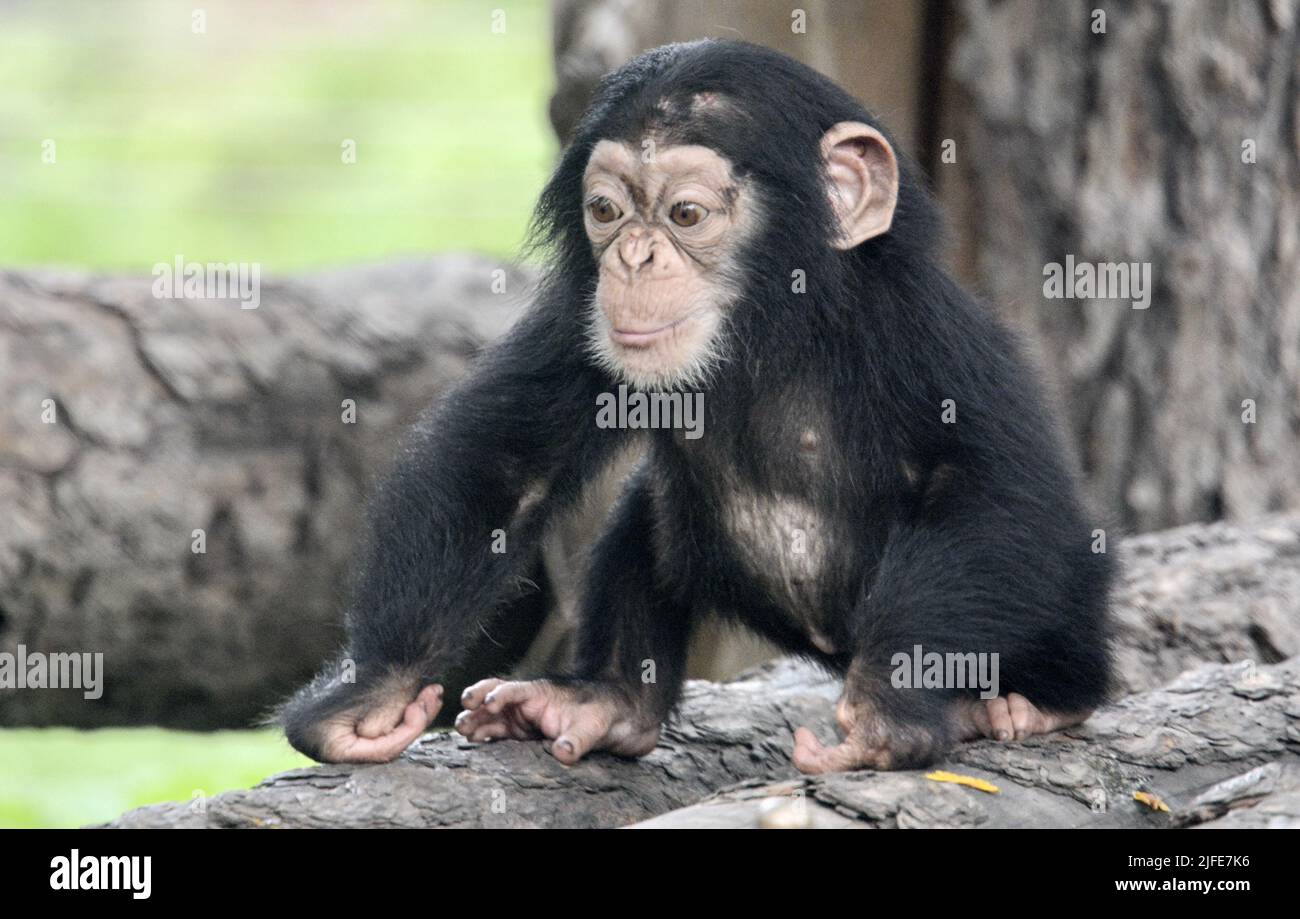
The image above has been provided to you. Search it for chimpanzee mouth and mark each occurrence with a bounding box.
[610,315,692,347]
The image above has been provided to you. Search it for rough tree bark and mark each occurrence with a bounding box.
[0,259,533,728]
[943,0,1300,532]
[104,514,1300,829]
[636,656,1300,829]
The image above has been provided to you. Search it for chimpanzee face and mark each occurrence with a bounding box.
[580,112,897,391]
[580,138,758,391]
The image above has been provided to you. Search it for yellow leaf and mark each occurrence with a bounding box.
[1133,791,1170,812]
[925,770,999,793]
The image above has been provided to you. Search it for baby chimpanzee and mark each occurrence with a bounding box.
[281,40,1112,773]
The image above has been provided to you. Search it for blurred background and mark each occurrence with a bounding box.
[1,0,1296,826]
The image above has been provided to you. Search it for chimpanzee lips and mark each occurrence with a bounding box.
[610,315,691,347]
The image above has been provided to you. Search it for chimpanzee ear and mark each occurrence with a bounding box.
[820,121,899,249]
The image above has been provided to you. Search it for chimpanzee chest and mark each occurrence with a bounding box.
[667,418,855,654]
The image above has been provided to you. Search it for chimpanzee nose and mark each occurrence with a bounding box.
[618,230,655,271]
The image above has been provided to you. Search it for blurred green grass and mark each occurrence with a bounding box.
[0,0,555,270]
[0,0,553,827]
[1,728,313,828]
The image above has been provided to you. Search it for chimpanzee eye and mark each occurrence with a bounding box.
[669,201,707,227]
[587,196,622,224]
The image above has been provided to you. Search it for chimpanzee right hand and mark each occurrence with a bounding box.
[316,684,444,763]
[281,672,444,764]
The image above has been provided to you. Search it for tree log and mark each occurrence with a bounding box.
[103,514,1300,829]
[1109,514,1300,693]
[635,656,1300,829]
[103,653,1300,830]
[0,258,531,728]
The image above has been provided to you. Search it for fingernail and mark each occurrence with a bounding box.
[557,738,574,754]
[461,689,473,702]
[996,730,1010,741]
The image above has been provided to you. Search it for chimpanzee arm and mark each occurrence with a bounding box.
[455,468,694,764]
[794,484,1113,773]
[280,299,625,762]
[569,468,694,716]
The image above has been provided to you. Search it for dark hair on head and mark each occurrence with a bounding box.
[529,39,942,279]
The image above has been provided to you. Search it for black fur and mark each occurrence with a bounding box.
[281,40,1112,766]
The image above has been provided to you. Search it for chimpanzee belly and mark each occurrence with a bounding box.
[654,398,871,656]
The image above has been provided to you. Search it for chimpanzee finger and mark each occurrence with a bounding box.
[355,684,442,739]
[966,697,994,738]
[984,697,1014,741]
[792,726,877,774]
[482,680,545,715]
[461,677,506,710]
[328,689,441,763]
[549,713,614,765]
[469,721,515,743]
[454,707,486,736]
[1007,693,1037,740]
[454,704,504,737]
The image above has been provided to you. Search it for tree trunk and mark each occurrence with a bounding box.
[942,0,1300,532]
[103,514,1300,829]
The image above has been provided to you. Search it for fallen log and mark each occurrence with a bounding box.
[106,657,842,828]
[104,513,1300,829]
[635,658,1300,829]
[1109,513,1300,693]
[0,258,532,728]
[105,653,1300,829]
